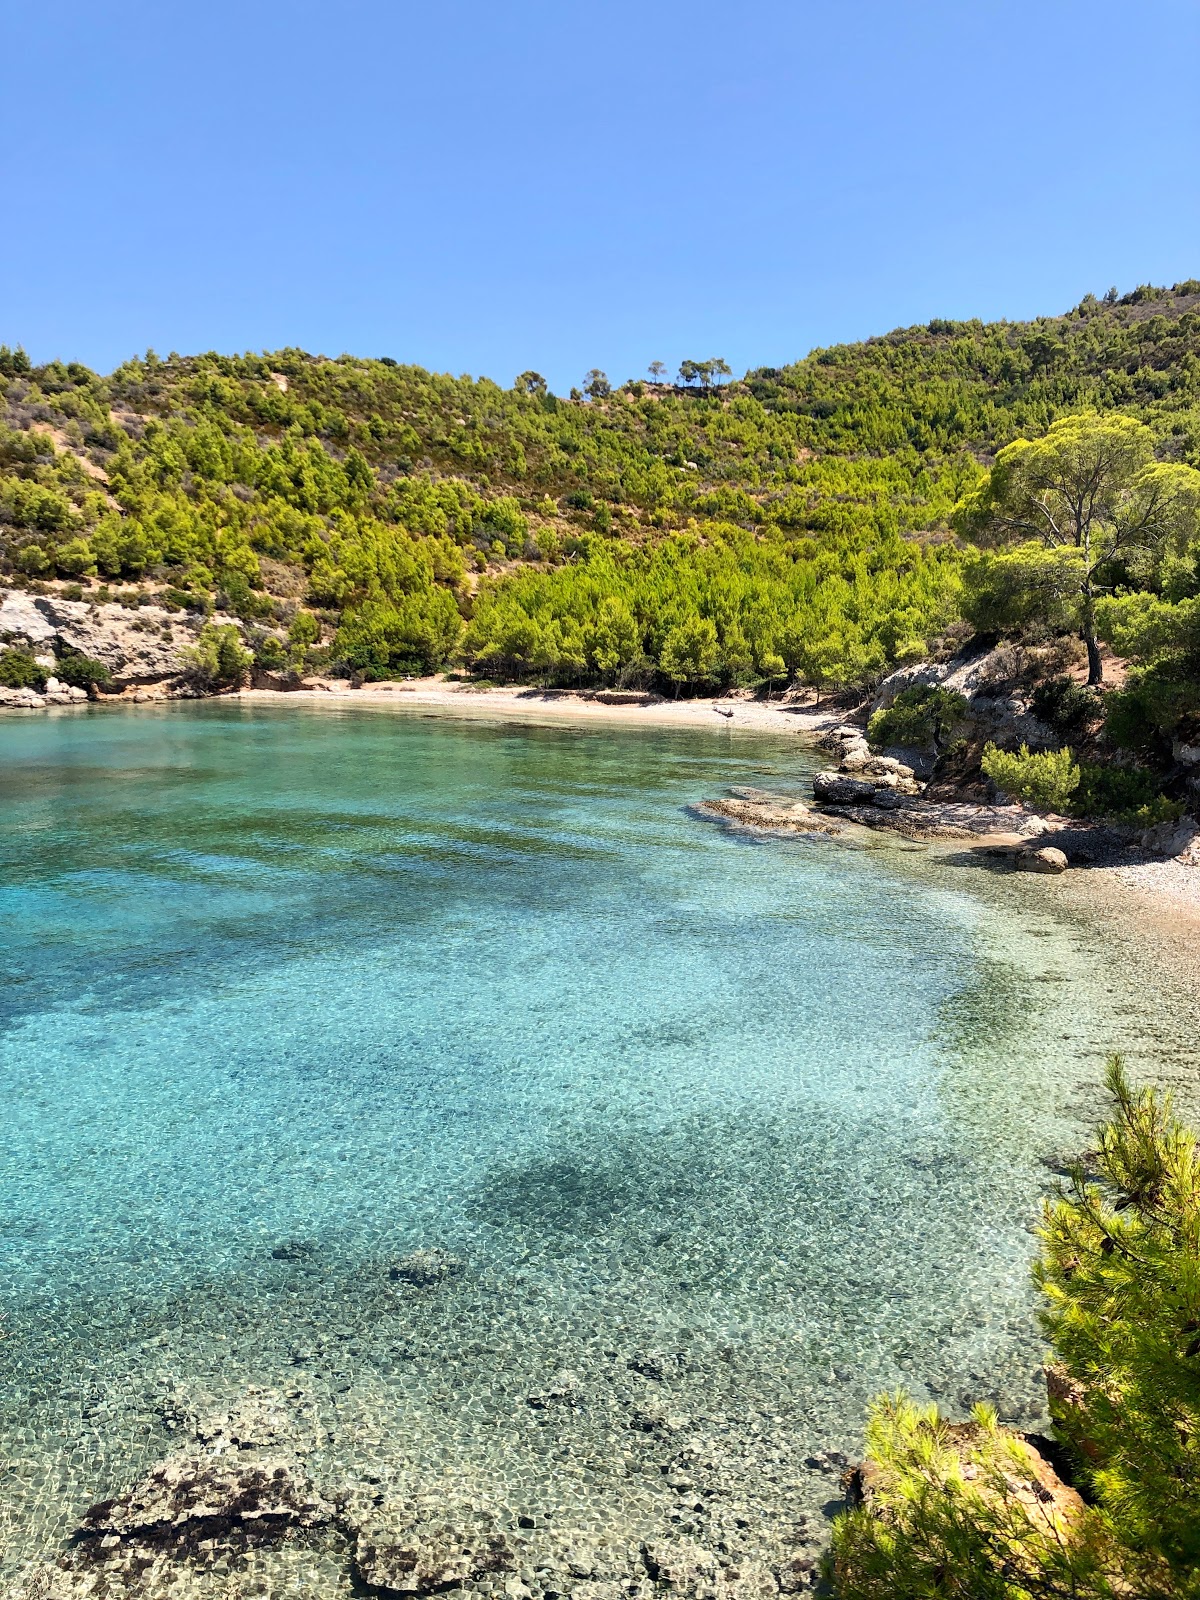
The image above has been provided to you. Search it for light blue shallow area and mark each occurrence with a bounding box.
[0,701,1173,1565]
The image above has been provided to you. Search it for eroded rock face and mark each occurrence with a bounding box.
[871,648,1058,752]
[0,588,227,690]
[1141,813,1200,865]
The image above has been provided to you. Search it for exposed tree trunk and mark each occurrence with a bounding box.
[1082,572,1104,686]
[1084,629,1104,686]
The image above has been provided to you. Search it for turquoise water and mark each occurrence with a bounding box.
[0,702,1190,1587]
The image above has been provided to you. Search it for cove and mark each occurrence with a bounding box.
[0,702,1188,1580]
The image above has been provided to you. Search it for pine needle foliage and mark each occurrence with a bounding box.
[831,1058,1200,1599]
[1036,1057,1200,1572]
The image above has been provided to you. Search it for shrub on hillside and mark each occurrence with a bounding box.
[0,648,48,691]
[868,685,967,751]
[54,650,111,690]
[1073,761,1182,825]
[183,623,251,689]
[981,742,1080,811]
[1030,677,1104,743]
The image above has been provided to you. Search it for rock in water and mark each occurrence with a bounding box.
[811,772,879,805]
[82,1452,333,1537]
[1015,846,1068,875]
[387,1246,464,1286]
[350,1507,515,1594]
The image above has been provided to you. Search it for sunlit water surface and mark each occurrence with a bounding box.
[1,703,1196,1587]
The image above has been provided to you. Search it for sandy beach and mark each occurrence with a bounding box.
[238,677,844,736]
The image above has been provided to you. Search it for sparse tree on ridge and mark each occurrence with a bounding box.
[647,360,666,383]
[583,369,611,400]
[515,371,547,397]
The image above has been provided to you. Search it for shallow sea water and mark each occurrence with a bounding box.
[1,702,1196,1592]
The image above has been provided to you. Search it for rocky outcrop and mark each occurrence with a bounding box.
[0,587,258,706]
[697,791,845,836]
[871,646,1059,753]
[0,680,88,709]
[1140,813,1200,865]
[802,726,927,819]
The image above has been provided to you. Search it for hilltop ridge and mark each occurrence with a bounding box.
[1,279,1198,708]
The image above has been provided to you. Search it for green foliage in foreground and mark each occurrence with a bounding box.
[981,742,1081,812]
[832,1058,1200,1598]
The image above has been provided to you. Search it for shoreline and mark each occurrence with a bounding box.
[235,679,845,736]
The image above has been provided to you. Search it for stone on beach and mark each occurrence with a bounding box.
[1014,846,1069,875]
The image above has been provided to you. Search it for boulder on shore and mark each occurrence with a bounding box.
[1015,846,1069,875]
[811,772,880,805]
[1140,813,1200,865]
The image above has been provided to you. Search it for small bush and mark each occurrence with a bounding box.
[868,684,967,751]
[1030,676,1104,742]
[0,648,47,690]
[981,742,1080,811]
[183,623,251,689]
[253,635,288,670]
[832,1059,1200,1597]
[1074,761,1182,825]
[54,650,111,690]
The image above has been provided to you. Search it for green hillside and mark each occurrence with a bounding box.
[2,278,1199,722]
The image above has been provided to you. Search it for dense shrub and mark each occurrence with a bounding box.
[1073,760,1182,824]
[0,647,47,690]
[54,650,111,690]
[1030,677,1104,743]
[183,623,251,688]
[868,685,968,751]
[981,742,1080,811]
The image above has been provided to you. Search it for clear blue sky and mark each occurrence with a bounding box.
[5,0,1198,392]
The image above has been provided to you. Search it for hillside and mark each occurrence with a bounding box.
[1,279,1199,714]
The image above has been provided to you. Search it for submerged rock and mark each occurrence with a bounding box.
[82,1452,333,1539]
[526,1368,581,1409]
[387,1246,465,1287]
[350,1506,516,1594]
